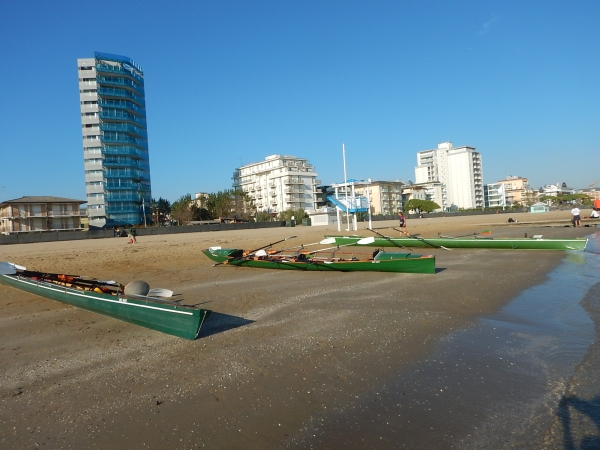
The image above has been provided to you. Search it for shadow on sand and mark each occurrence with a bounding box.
[198,312,254,338]
[558,394,600,450]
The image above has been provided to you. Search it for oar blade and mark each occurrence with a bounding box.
[320,238,336,245]
[148,288,174,298]
[357,237,375,245]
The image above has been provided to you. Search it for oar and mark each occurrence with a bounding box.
[212,236,297,266]
[438,230,492,239]
[148,288,174,298]
[306,237,375,255]
[367,228,414,251]
[395,229,451,251]
[245,235,297,256]
[270,238,336,255]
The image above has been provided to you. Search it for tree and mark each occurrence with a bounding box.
[256,211,274,222]
[151,197,171,225]
[277,208,307,221]
[170,194,194,225]
[404,199,440,213]
[204,189,256,220]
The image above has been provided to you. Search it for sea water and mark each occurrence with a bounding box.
[292,232,600,449]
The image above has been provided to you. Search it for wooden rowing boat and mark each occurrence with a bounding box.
[324,235,588,251]
[0,262,211,340]
[202,247,436,274]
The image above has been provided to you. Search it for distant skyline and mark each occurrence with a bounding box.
[1,1,599,203]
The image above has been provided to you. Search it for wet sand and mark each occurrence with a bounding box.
[0,211,596,448]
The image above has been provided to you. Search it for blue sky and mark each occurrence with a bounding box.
[1,0,599,203]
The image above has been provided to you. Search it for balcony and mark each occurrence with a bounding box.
[95,62,143,83]
[284,177,303,184]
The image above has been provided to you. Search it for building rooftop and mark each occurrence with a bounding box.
[1,196,86,206]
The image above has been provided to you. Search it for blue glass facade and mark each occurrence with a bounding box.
[79,52,152,228]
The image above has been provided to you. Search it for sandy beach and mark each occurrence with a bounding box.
[1,211,597,449]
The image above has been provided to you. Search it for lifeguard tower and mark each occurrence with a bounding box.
[328,179,372,231]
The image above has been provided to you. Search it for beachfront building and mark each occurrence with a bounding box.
[415,142,484,210]
[578,187,600,202]
[484,183,508,208]
[77,52,152,229]
[541,182,575,197]
[353,180,404,215]
[495,176,536,206]
[0,196,86,234]
[232,155,319,214]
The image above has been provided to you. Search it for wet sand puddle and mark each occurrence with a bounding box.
[287,232,600,449]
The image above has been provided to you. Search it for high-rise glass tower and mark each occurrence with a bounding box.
[77,52,152,229]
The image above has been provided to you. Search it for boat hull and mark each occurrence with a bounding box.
[324,235,588,251]
[203,249,435,274]
[0,274,210,340]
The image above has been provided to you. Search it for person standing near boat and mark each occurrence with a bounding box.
[594,198,600,212]
[571,206,581,228]
[397,211,408,235]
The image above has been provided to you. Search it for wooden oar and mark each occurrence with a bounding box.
[368,228,414,251]
[396,229,451,251]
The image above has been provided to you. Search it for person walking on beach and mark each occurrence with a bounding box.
[397,211,408,235]
[128,225,137,244]
[571,206,581,228]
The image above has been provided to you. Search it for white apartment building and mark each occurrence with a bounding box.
[415,142,484,209]
[484,183,507,208]
[232,155,319,214]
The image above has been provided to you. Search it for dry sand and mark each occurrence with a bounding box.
[0,211,596,448]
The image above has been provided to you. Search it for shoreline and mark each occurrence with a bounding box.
[0,212,595,448]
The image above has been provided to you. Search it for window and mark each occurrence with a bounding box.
[86,181,103,186]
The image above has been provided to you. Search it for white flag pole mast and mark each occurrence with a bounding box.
[342,143,350,231]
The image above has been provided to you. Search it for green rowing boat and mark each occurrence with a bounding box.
[324,235,588,251]
[0,262,211,340]
[202,247,436,274]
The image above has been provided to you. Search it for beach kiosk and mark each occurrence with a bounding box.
[529,202,550,213]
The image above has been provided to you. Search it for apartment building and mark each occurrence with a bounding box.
[0,196,85,234]
[354,180,404,215]
[495,176,536,205]
[77,52,152,229]
[415,142,484,210]
[484,183,507,208]
[232,155,319,214]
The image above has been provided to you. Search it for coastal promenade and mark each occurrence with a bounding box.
[0,211,597,449]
